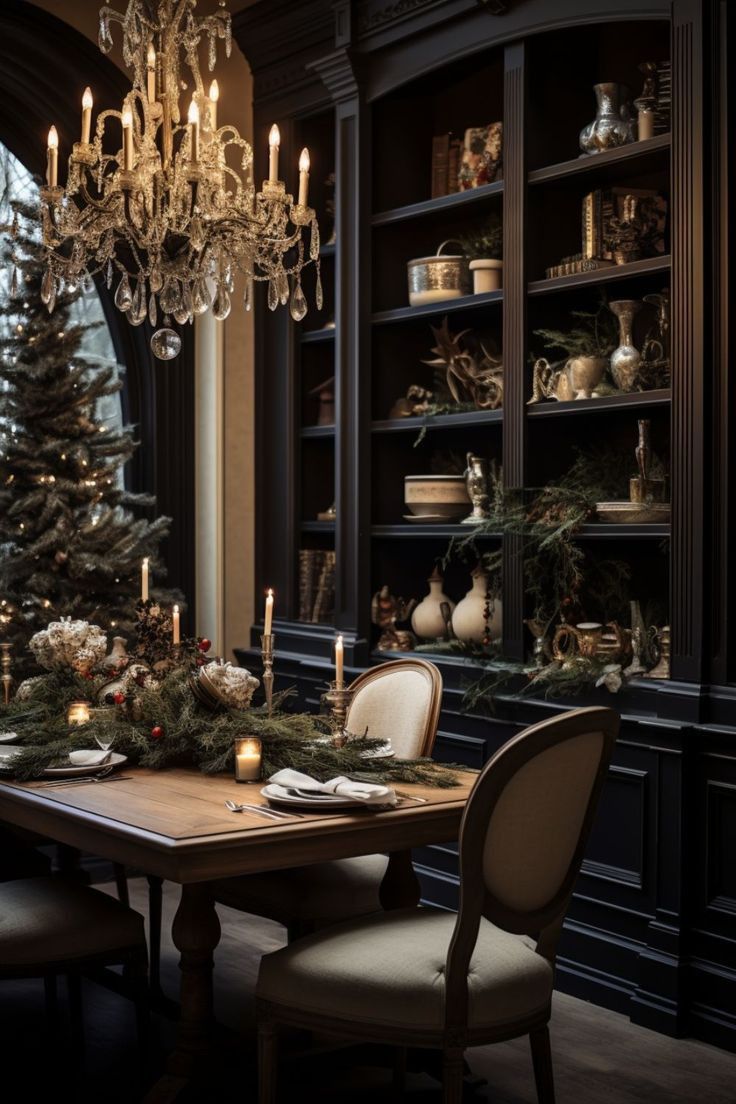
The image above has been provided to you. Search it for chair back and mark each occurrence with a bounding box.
[445,707,618,1028]
[346,659,442,759]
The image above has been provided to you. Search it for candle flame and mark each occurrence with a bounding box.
[82,87,93,111]
[267,588,273,598]
[299,147,310,173]
[47,126,58,149]
[188,98,199,125]
[147,41,156,66]
[143,556,149,567]
[122,107,133,128]
[269,123,280,149]
[209,79,219,102]
[173,604,179,614]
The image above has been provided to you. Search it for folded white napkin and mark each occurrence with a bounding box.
[268,768,397,808]
[69,750,111,766]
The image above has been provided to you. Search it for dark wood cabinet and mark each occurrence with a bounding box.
[234,0,735,1051]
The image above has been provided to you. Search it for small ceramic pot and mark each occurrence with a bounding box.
[404,474,470,519]
[451,569,502,645]
[411,567,455,640]
[407,241,470,307]
[469,259,503,294]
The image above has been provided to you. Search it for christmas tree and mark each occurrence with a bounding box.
[0,195,175,666]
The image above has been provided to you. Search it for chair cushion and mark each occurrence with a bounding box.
[257,906,553,1031]
[0,877,145,968]
[347,669,433,759]
[211,855,389,925]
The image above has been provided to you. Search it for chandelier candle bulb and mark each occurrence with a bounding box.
[298,147,310,206]
[188,98,200,164]
[335,634,344,690]
[268,123,280,182]
[234,737,262,783]
[67,701,91,726]
[209,79,219,131]
[121,106,134,171]
[81,88,93,144]
[172,604,180,645]
[141,557,149,601]
[46,126,58,187]
[264,589,274,635]
[147,42,156,103]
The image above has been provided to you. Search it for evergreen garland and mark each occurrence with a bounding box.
[0,668,465,787]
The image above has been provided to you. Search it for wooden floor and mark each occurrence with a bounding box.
[1,876,734,1102]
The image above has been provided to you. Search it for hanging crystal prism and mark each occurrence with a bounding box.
[315,267,324,311]
[244,277,253,312]
[114,273,133,311]
[212,285,232,320]
[41,269,54,305]
[290,281,308,322]
[148,293,157,326]
[267,281,278,311]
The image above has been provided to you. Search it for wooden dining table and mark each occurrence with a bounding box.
[0,766,475,1100]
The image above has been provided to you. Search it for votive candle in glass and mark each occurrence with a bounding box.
[67,700,91,726]
[234,737,262,783]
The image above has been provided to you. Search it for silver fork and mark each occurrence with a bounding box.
[224,799,304,820]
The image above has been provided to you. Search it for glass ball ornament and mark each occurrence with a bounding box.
[150,327,182,360]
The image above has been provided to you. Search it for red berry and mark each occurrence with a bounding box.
[196,656,206,666]
[113,691,125,705]
[151,725,163,740]
[198,638,212,652]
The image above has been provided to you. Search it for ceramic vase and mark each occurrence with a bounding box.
[579,83,633,155]
[609,299,643,391]
[411,566,455,640]
[469,259,503,293]
[451,569,502,645]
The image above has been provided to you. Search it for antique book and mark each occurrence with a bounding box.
[431,134,450,198]
[447,138,462,194]
[298,549,319,622]
[311,550,336,623]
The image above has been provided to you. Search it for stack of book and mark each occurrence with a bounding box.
[298,549,336,623]
[431,133,462,198]
[654,60,671,135]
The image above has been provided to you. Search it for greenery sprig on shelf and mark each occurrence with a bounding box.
[533,296,619,360]
[0,668,464,786]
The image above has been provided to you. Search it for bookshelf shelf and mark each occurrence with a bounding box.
[527,389,671,418]
[528,133,670,187]
[301,521,336,533]
[301,424,336,438]
[301,328,336,344]
[371,179,504,227]
[372,409,503,433]
[371,289,503,326]
[528,254,671,296]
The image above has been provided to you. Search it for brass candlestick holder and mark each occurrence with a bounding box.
[322,683,354,748]
[0,642,14,706]
[261,634,275,716]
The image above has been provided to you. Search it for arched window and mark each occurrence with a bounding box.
[0,141,124,448]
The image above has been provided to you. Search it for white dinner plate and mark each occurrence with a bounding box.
[261,783,367,810]
[0,731,19,744]
[311,737,395,760]
[0,749,127,778]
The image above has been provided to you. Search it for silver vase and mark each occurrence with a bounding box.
[579,83,633,155]
[609,299,643,391]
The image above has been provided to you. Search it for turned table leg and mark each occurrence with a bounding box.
[379,849,422,910]
[167,882,221,1078]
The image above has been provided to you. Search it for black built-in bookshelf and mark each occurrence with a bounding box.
[234,0,735,1053]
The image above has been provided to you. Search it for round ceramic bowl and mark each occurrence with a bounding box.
[404,475,470,519]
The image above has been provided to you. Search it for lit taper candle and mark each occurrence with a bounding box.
[147,42,157,104]
[188,98,200,164]
[81,88,93,145]
[268,124,280,182]
[46,126,58,187]
[121,105,134,171]
[335,634,344,690]
[264,589,274,635]
[298,147,310,206]
[209,79,219,132]
[172,604,180,645]
[141,557,150,601]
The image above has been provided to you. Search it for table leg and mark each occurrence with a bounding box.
[168,883,221,1077]
[379,849,421,910]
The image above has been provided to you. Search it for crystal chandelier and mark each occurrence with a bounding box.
[38,0,321,360]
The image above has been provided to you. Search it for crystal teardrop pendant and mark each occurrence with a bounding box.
[148,293,157,327]
[160,278,182,315]
[290,282,308,322]
[129,280,148,326]
[82,273,94,295]
[105,260,113,289]
[114,273,133,312]
[192,278,212,316]
[267,280,278,312]
[278,272,289,306]
[46,281,56,314]
[310,220,320,260]
[41,268,54,305]
[190,215,205,253]
[315,270,324,311]
[212,285,231,321]
[244,277,253,312]
[9,266,18,297]
[150,266,163,293]
[150,327,182,361]
[173,304,190,325]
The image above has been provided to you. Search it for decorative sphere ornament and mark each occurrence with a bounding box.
[151,725,164,740]
[54,550,68,565]
[150,327,182,360]
[113,691,126,705]
[198,638,212,653]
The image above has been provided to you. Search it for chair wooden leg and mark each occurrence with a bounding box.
[113,862,130,907]
[147,874,164,995]
[393,1046,407,1097]
[258,1019,278,1104]
[443,1047,465,1104]
[67,972,85,1066]
[530,1026,556,1104]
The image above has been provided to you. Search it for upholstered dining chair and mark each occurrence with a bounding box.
[255,705,619,1104]
[208,658,443,935]
[0,875,149,1057]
